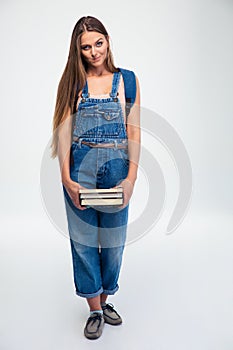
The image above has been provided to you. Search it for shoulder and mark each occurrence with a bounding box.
[118,67,139,84]
[118,67,140,104]
[118,67,137,77]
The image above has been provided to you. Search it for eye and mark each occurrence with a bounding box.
[96,41,103,47]
[81,45,90,51]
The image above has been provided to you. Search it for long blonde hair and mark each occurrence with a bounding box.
[51,16,118,158]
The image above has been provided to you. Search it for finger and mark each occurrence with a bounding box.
[76,197,87,210]
[71,196,83,210]
[76,196,87,210]
[75,201,86,210]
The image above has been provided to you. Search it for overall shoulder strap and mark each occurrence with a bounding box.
[118,67,136,118]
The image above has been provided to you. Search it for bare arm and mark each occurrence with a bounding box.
[57,108,86,210]
[57,109,72,185]
[126,75,141,185]
[119,75,141,207]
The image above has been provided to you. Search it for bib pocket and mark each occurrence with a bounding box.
[74,104,124,138]
[95,107,122,137]
[77,106,99,136]
[97,109,119,121]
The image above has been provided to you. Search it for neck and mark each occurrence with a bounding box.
[86,64,110,77]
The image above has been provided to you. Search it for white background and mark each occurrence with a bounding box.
[0,0,233,349]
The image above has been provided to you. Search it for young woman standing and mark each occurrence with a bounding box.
[51,16,140,340]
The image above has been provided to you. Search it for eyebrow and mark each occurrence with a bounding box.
[81,37,103,46]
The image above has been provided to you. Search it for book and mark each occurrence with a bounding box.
[80,198,123,206]
[80,193,123,199]
[79,187,123,207]
[79,188,123,194]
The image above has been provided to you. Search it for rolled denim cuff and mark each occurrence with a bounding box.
[102,284,119,295]
[75,287,103,299]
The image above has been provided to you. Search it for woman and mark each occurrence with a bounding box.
[51,15,140,340]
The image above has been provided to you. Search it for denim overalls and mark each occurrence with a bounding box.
[63,71,129,298]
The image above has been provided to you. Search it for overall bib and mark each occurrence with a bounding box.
[63,71,129,298]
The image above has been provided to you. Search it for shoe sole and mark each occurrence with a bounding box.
[84,328,104,340]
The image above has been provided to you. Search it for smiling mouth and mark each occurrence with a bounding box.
[93,57,101,61]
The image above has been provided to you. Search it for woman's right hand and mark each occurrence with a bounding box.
[63,179,87,210]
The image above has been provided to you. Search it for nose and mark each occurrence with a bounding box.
[91,46,96,57]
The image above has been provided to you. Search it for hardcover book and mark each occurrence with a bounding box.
[79,187,123,207]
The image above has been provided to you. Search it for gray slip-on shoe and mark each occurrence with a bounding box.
[101,303,122,325]
[84,312,105,339]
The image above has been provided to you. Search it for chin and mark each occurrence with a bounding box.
[91,60,104,67]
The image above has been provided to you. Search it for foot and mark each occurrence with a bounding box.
[101,303,122,325]
[84,312,105,339]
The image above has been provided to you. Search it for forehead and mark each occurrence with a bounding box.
[80,31,105,45]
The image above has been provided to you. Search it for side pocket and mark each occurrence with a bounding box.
[70,142,79,167]
[118,149,129,168]
[70,150,74,167]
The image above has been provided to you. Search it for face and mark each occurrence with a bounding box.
[80,31,109,68]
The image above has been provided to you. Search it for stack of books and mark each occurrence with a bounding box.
[79,187,123,207]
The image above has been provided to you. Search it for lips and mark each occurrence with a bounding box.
[93,56,101,62]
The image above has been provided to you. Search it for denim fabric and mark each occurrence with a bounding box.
[63,71,129,298]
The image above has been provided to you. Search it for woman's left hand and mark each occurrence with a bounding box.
[115,178,135,208]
